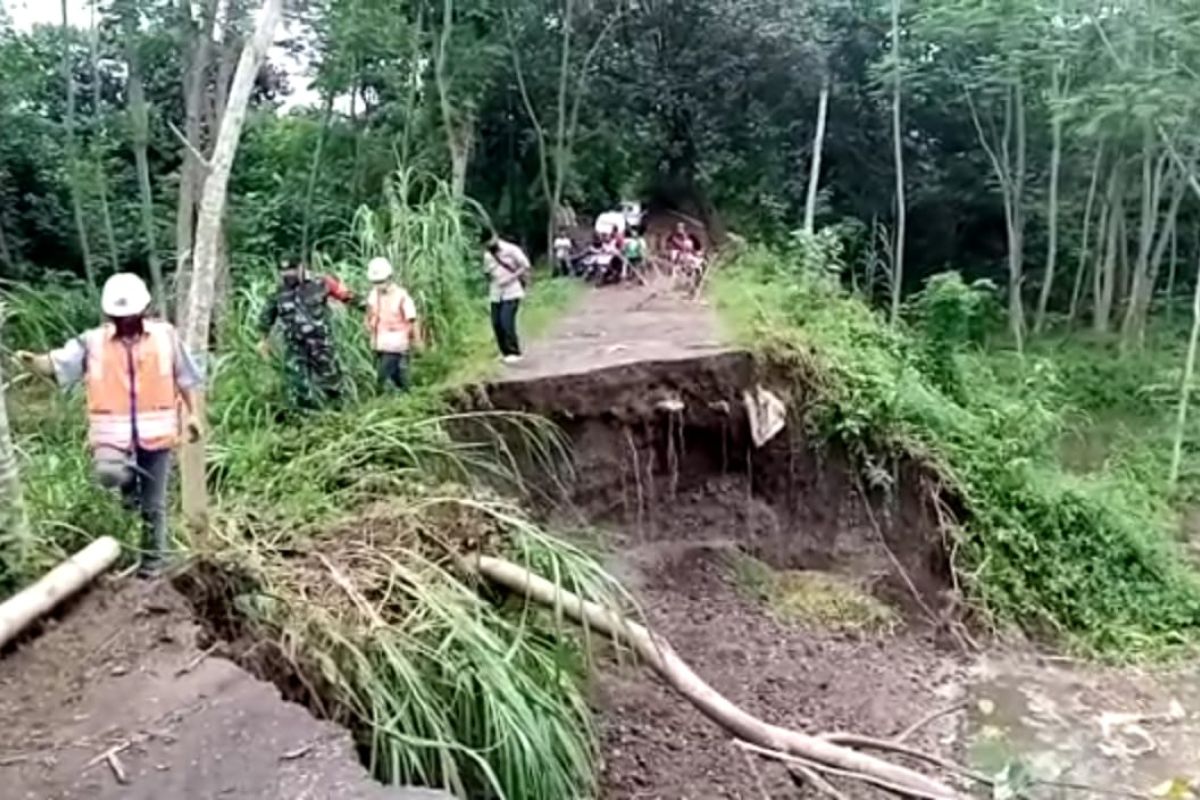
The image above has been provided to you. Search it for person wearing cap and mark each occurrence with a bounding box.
[257,257,355,411]
[15,273,203,577]
[364,256,421,391]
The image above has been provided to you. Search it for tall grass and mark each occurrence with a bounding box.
[713,243,1200,655]
[4,169,604,795]
[196,491,631,800]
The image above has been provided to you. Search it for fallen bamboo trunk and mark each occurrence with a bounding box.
[474,554,962,799]
[0,536,122,650]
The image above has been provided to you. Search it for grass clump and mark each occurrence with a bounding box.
[729,552,898,633]
[194,490,629,800]
[712,242,1200,655]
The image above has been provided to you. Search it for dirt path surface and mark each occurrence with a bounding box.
[0,577,447,800]
[498,278,731,383]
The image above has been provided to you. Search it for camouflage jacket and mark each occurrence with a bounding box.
[258,275,355,354]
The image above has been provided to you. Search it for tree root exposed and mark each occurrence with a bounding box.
[472,554,963,799]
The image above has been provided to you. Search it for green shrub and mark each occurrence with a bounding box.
[714,246,1200,655]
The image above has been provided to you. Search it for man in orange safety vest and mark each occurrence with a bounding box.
[364,257,421,391]
[16,273,203,577]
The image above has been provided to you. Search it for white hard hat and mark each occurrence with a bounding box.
[101,273,152,317]
[366,257,394,283]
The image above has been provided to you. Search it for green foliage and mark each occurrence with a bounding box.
[908,272,999,399]
[714,246,1200,655]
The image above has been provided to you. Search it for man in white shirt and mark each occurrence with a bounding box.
[482,232,530,364]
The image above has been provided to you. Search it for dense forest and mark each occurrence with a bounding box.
[3,0,1197,330]
[7,0,1200,797]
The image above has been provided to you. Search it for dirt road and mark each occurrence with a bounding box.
[0,578,447,800]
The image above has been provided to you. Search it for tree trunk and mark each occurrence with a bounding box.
[62,0,96,292]
[0,218,13,271]
[548,0,576,253]
[0,307,31,564]
[124,18,166,317]
[803,76,830,236]
[180,0,283,534]
[434,0,472,198]
[1068,145,1104,324]
[0,538,121,647]
[1095,166,1122,334]
[1167,219,1179,325]
[1034,94,1063,333]
[1122,138,1168,347]
[1131,173,1186,346]
[174,0,220,325]
[889,0,905,324]
[90,5,120,273]
[300,94,335,261]
[1169,250,1200,488]
[1009,78,1027,351]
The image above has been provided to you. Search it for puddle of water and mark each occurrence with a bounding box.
[966,656,1200,797]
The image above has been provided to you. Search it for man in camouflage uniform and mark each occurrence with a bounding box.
[257,258,355,411]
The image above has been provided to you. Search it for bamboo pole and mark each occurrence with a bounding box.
[0,536,121,649]
[473,554,961,799]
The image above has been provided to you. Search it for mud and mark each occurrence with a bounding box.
[594,544,967,799]
[0,577,443,800]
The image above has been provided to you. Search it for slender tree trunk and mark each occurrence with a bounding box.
[1009,78,1027,351]
[889,0,905,324]
[434,0,471,198]
[548,0,576,253]
[1034,86,1063,333]
[89,4,119,273]
[1134,174,1186,345]
[503,6,554,252]
[1167,219,1179,325]
[1169,250,1200,488]
[803,76,831,236]
[1095,166,1122,334]
[174,0,220,324]
[0,219,12,271]
[1122,137,1168,346]
[1069,144,1105,324]
[180,0,283,534]
[0,307,31,564]
[124,18,166,317]
[62,0,96,291]
[300,94,335,261]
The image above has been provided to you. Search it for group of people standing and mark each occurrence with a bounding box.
[10,232,528,578]
[552,219,704,286]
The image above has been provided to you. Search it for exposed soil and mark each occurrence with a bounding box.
[0,577,446,800]
[594,543,967,799]
[480,282,970,798]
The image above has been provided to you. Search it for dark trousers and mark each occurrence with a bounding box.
[491,299,521,356]
[377,351,411,391]
[97,447,171,573]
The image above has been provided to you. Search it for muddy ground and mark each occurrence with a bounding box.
[0,577,446,800]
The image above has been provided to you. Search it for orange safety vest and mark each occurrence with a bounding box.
[84,320,180,454]
[366,285,414,353]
